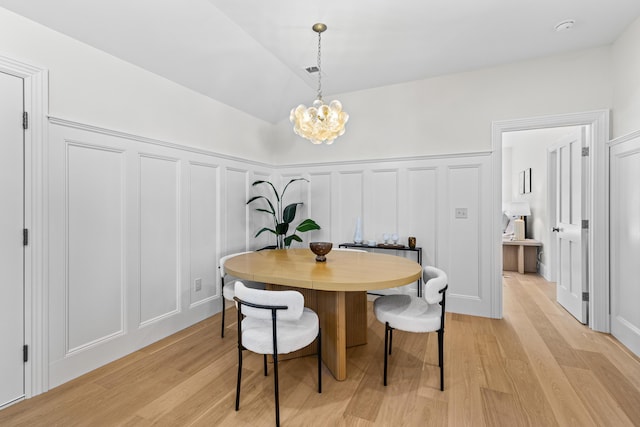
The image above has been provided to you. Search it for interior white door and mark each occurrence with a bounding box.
[610,135,640,357]
[0,71,25,407]
[549,128,588,323]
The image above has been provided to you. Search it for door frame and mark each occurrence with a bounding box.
[0,53,49,399]
[491,110,610,332]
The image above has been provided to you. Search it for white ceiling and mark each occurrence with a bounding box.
[2,0,640,123]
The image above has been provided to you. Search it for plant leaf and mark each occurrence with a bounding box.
[281,178,309,200]
[247,195,275,215]
[284,234,303,247]
[252,180,280,202]
[255,227,276,237]
[275,223,289,235]
[282,203,301,224]
[296,218,321,232]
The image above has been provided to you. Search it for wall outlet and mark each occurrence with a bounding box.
[195,278,202,292]
[455,208,468,219]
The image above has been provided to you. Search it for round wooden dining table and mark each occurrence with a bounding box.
[224,248,422,381]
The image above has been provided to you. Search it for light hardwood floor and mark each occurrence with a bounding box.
[2,273,640,426]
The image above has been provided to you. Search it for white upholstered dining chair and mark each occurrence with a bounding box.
[373,266,448,390]
[219,251,265,338]
[233,282,322,427]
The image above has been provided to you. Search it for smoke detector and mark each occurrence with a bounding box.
[555,20,575,32]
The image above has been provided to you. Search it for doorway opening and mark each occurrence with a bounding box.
[491,110,609,332]
[502,126,588,324]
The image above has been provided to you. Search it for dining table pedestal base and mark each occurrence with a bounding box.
[267,284,368,381]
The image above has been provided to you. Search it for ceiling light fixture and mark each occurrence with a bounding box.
[290,23,348,145]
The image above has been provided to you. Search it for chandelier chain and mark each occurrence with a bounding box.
[317,31,322,100]
[289,22,348,145]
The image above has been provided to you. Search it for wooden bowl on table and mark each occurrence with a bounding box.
[309,242,333,262]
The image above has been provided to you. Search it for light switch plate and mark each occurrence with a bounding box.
[195,278,202,291]
[455,208,468,219]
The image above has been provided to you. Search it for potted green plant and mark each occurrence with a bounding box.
[247,178,321,250]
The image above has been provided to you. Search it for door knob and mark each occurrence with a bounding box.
[552,227,560,232]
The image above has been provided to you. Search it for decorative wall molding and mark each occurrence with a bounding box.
[48,116,273,169]
[46,119,274,388]
[609,129,640,147]
[278,150,493,169]
[282,154,495,318]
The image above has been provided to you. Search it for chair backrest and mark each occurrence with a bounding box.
[423,266,448,305]
[234,281,304,321]
[219,251,253,277]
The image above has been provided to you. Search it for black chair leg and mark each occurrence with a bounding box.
[264,354,268,376]
[383,322,390,386]
[317,328,322,393]
[273,353,280,427]
[221,296,226,338]
[438,329,444,391]
[388,327,393,355]
[235,347,243,411]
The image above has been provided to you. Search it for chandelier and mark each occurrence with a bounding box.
[290,23,349,145]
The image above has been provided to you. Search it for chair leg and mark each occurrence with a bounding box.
[221,296,226,338]
[273,353,280,427]
[235,346,243,411]
[438,328,444,391]
[264,354,268,376]
[317,328,322,394]
[388,326,393,355]
[383,322,390,386]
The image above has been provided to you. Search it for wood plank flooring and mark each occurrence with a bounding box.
[2,273,640,426]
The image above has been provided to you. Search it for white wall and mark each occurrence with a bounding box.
[612,15,640,138]
[0,7,275,164]
[272,47,612,165]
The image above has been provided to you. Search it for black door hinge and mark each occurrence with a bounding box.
[582,292,589,302]
[23,229,28,246]
[23,345,28,362]
[581,147,589,157]
[23,111,28,130]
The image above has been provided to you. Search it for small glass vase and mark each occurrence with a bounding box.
[353,217,363,244]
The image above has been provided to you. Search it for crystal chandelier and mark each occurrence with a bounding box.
[290,23,349,145]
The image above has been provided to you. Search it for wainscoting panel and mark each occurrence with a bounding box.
[308,172,332,243]
[139,154,180,325]
[281,154,494,318]
[66,142,125,353]
[369,169,399,241]
[47,119,275,388]
[189,162,219,306]
[224,168,250,254]
[610,132,640,357]
[246,171,274,250]
[337,171,365,243]
[406,167,438,266]
[446,165,481,299]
